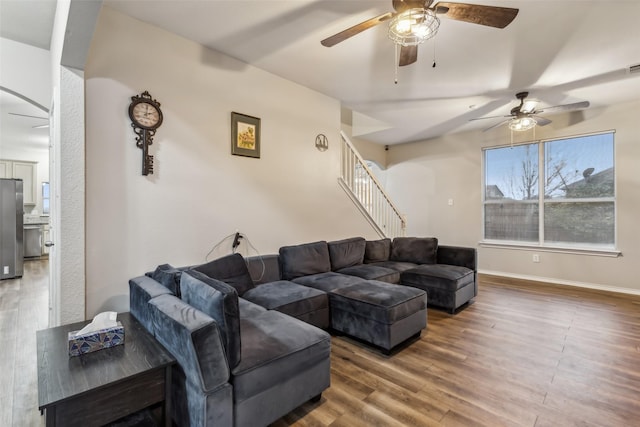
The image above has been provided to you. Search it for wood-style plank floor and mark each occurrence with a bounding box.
[273,274,640,427]
[3,263,640,426]
[0,259,49,427]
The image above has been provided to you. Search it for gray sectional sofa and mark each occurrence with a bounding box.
[128,236,476,427]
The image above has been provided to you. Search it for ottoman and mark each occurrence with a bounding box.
[401,264,475,313]
[329,280,427,353]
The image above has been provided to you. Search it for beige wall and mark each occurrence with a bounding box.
[84,7,378,317]
[386,99,640,294]
[342,124,388,169]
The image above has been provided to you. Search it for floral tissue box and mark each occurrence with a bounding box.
[68,322,125,357]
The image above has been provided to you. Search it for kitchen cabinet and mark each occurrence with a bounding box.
[0,159,37,205]
[0,160,10,178]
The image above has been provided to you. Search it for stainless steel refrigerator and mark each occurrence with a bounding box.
[0,178,24,279]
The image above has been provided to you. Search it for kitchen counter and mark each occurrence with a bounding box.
[24,216,50,225]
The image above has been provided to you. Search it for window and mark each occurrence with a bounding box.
[42,182,50,215]
[483,132,615,249]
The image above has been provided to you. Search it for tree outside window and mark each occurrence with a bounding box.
[483,132,615,248]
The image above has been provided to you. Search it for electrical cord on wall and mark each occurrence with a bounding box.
[242,234,266,283]
[204,230,265,282]
[204,232,237,262]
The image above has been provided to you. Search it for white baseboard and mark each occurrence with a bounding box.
[478,269,640,297]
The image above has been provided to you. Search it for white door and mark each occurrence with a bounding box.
[47,95,59,327]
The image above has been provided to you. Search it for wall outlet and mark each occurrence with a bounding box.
[3,266,8,274]
[532,254,540,263]
[448,198,454,206]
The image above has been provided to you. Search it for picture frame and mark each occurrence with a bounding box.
[231,112,261,158]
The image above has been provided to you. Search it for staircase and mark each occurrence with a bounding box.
[338,131,406,238]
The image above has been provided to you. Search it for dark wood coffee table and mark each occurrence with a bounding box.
[37,312,176,427]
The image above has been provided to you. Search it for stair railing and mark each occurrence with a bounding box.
[338,131,406,238]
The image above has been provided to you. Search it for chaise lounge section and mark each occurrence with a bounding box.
[129,269,331,427]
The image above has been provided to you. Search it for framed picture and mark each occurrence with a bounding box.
[231,112,261,158]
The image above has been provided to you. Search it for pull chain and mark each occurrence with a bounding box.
[394,43,399,84]
[432,37,437,68]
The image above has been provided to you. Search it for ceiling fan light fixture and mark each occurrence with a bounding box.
[388,8,440,47]
[509,116,537,131]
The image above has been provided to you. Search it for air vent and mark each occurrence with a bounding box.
[630,64,640,74]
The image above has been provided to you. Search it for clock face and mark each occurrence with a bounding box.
[131,101,162,129]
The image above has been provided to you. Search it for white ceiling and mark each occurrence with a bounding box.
[102,0,640,145]
[0,0,56,50]
[0,90,50,151]
[3,0,640,146]
[0,0,56,152]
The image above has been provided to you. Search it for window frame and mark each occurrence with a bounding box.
[480,130,620,257]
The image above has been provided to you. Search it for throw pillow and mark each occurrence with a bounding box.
[180,270,241,369]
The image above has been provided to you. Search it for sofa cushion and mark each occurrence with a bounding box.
[330,280,427,324]
[279,241,331,280]
[368,260,419,272]
[292,272,364,293]
[232,310,330,403]
[238,297,267,319]
[391,237,438,265]
[328,237,366,271]
[364,238,391,263]
[180,270,242,369]
[242,280,328,319]
[149,294,230,393]
[336,264,400,284]
[129,275,173,334]
[193,253,254,296]
[245,254,281,285]
[149,263,183,296]
[401,264,474,291]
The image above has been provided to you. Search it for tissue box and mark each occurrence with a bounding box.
[68,322,125,357]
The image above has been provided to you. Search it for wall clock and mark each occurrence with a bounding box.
[128,91,163,175]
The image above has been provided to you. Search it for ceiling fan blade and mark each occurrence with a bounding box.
[469,114,511,121]
[8,112,47,120]
[521,99,539,114]
[321,12,394,47]
[531,115,552,126]
[482,119,510,132]
[433,2,519,28]
[537,101,590,113]
[399,45,418,66]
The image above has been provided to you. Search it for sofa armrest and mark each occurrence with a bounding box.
[149,294,230,393]
[129,276,173,334]
[437,245,477,271]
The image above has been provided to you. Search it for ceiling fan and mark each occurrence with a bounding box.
[8,112,49,128]
[321,0,519,67]
[471,92,591,132]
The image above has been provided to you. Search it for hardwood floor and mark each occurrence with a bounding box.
[0,259,48,427]
[273,274,640,427]
[3,264,640,426]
